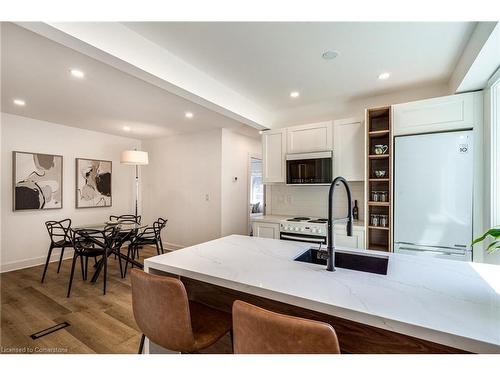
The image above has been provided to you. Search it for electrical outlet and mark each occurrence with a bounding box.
[286,195,292,204]
[205,194,210,201]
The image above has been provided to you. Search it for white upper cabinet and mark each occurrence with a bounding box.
[392,92,482,136]
[286,121,333,153]
[262,128,286,183]
[333,118,364,181]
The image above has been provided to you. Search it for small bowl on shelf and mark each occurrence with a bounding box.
[374,170,387,178]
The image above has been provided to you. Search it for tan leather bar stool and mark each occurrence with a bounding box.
[232,300,341,354]
[131,269,232,354]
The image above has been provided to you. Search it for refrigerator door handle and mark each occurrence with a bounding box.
[396,245,468,256]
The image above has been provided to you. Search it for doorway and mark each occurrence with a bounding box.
[248,156,264,234]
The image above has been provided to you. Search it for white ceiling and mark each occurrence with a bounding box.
[1,23,256,139]
[124,22,476,125]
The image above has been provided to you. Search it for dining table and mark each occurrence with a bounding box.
[72,221,148,283]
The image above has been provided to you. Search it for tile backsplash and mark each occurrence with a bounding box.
[266,181,364,220]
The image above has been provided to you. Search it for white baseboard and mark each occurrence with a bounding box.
[0,249,75,273]
[1,242,184,273]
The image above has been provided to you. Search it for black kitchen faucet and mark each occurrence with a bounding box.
[327,176,353,272]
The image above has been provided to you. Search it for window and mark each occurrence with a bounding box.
[489,68,500,226]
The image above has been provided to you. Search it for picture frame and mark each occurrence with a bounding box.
[12,151,63,211]
[75,158,112,208]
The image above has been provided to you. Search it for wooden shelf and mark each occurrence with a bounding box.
[369,178,389,182]
[366,105,392,253]
[368,130,390,136]
[368,244,390,252]
[368,201,390,206]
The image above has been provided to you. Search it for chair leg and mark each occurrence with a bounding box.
[155,241,161,256]
[159,237,165,254]
[57,247,65,273]
[67,253,79,298]
[80,255,85,281]
[124,245,132,277]
[41,244,54,283]
[84,256,89,281]
[103,254,108,295]
[138,334,145,354]
[117,248,124,279]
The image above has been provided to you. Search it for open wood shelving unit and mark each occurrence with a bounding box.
[365,106,392,252]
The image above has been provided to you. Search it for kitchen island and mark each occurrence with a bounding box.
[144,235,500,354]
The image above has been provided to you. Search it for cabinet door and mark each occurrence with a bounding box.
[287,121,333,153]
[392,92,481,136]
[262,129,286,183]
[252,222,280,239]
[334,227,365,249]
[334,119,364,181]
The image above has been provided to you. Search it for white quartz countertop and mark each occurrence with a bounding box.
[144,235,500,353]
[251,215,365,228]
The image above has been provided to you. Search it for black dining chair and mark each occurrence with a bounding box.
[41,219,73,283]
[123,218,167,277]
[155,218,168,253]
[67,226,118,297]
[109,214,142,224]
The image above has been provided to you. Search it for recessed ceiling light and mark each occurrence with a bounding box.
[378,72,391,80]
[13,99,26,106]
[123,126,131,132]
[322,50,339,60]
[70,69,85,79]
[185,112,194,119]
[290,91,300,98]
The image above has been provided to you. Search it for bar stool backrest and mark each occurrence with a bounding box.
[232,300,341,354]
[130,269,196,352]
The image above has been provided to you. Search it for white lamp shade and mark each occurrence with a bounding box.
[121,150,149,165]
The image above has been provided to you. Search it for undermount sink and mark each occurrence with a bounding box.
[294,248,389,275]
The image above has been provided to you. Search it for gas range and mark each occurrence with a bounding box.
[279,217,328,245]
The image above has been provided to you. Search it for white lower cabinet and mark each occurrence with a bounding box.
[252,222,280,239]
[334,226,365,249]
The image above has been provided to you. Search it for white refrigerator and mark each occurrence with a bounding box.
[394,130,473,261]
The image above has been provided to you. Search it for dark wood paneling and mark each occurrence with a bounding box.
[178,276,468,354]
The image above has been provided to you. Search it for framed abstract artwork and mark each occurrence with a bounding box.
[75,158,112,208]
[13,151,63,211]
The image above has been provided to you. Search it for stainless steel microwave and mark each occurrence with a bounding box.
[286,151,334,185]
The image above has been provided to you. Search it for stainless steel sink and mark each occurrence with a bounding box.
[294,248,389,275]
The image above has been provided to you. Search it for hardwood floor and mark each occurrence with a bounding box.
[1,246,232,354]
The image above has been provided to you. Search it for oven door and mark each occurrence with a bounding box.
[286,151,333,185]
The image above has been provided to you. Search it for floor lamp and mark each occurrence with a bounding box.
[120,150,149,217]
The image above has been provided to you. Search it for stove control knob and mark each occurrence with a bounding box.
[294,227,299,231]
[299,227,304,232]
[311,228,317,233]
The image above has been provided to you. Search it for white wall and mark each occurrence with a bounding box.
[0,113,140,272]
[266,182,364,221]
[141,129,222,248]
[221,129,261,236]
